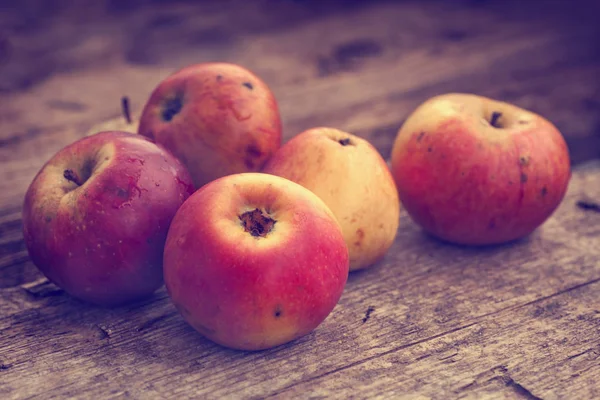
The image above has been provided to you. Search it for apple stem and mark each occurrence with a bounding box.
[239,208,276,237]
[121,96,132,124]
[338,138,352,146]
[63,169,83,186]
[490,111,502,128]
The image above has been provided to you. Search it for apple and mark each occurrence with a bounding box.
[163,172,349,351]
[390,93,571,245]
[86,96,139,136]
[137,62,282,189]
[262,127,400,271]
[22,131,195,306]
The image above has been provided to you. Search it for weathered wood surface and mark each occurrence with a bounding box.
[1,0,600,399]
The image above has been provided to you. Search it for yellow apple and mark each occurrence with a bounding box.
[263,127,400,271]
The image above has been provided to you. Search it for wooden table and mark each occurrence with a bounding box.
[1,1,599,398]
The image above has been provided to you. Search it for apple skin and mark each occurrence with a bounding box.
[390,93,571,245]
[22,131,195,306]
[262,127,400,271]
[163,173,349,351]
[137,62,282,189]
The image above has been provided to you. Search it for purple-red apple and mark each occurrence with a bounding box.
[22,131,195,306]
[390,93,571,245]
[138,62,282,189]
[163,173,349,351]
[263,127,400,271]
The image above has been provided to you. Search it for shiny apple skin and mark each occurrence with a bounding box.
[22,131,195,306]
[391,93,571,245]
[163,173,349,350]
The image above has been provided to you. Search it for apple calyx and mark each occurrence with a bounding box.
[63,169,84,186]
[338,138,352,146]
[490,111,502,128]
[239,208,276,237]
[162,95,183,122]
[121,96,132,124]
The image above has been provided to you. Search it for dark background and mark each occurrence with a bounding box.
[1,0,599,163]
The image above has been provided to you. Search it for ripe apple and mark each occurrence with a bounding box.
[390,93,571,245]
[163,173,349,351]
[137,62,282,189]
[22,131,195,306]
[262,127,400,271]
[86,97,139,136]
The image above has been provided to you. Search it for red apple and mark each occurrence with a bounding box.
[22,131,195,306]
[163,173,349,351]
[138,62,282,189]
[390,93,571,245]
[262,127,400,271]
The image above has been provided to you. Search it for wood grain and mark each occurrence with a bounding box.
[1,0,599,398]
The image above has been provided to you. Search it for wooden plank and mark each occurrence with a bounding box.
[0,161,598,399]
[1,8,599,210]
[1,0,599,398]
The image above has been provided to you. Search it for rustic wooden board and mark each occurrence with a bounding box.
[1,0,599,399]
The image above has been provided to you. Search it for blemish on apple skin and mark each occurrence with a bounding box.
[519,156,529,166]
[520,173,528,183]
[127,157,145,165]
[416,132,425,142]
[427,147,433,152]
[175,176,195,195]
[242,82,253,90]
[541,187,548,197]
[274,305,283,318]
[354,228,365,247]
[216,75,223,81]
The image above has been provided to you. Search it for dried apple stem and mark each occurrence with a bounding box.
[239,208,276,237]
[63,169,83,186]
[490,111,502,128]
[121,96,132,124]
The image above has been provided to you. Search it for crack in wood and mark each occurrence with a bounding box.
[94,325,111,340]
[0,128,43,147]
[0,363,13,371]
[362,306,375,324]
[458,365,543,400]
[567,347,600,360]
[576,200,600,213]
[21,278,64,298]
[474,276,600,321]
[136,312,175,332]
[264,322,478,398]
